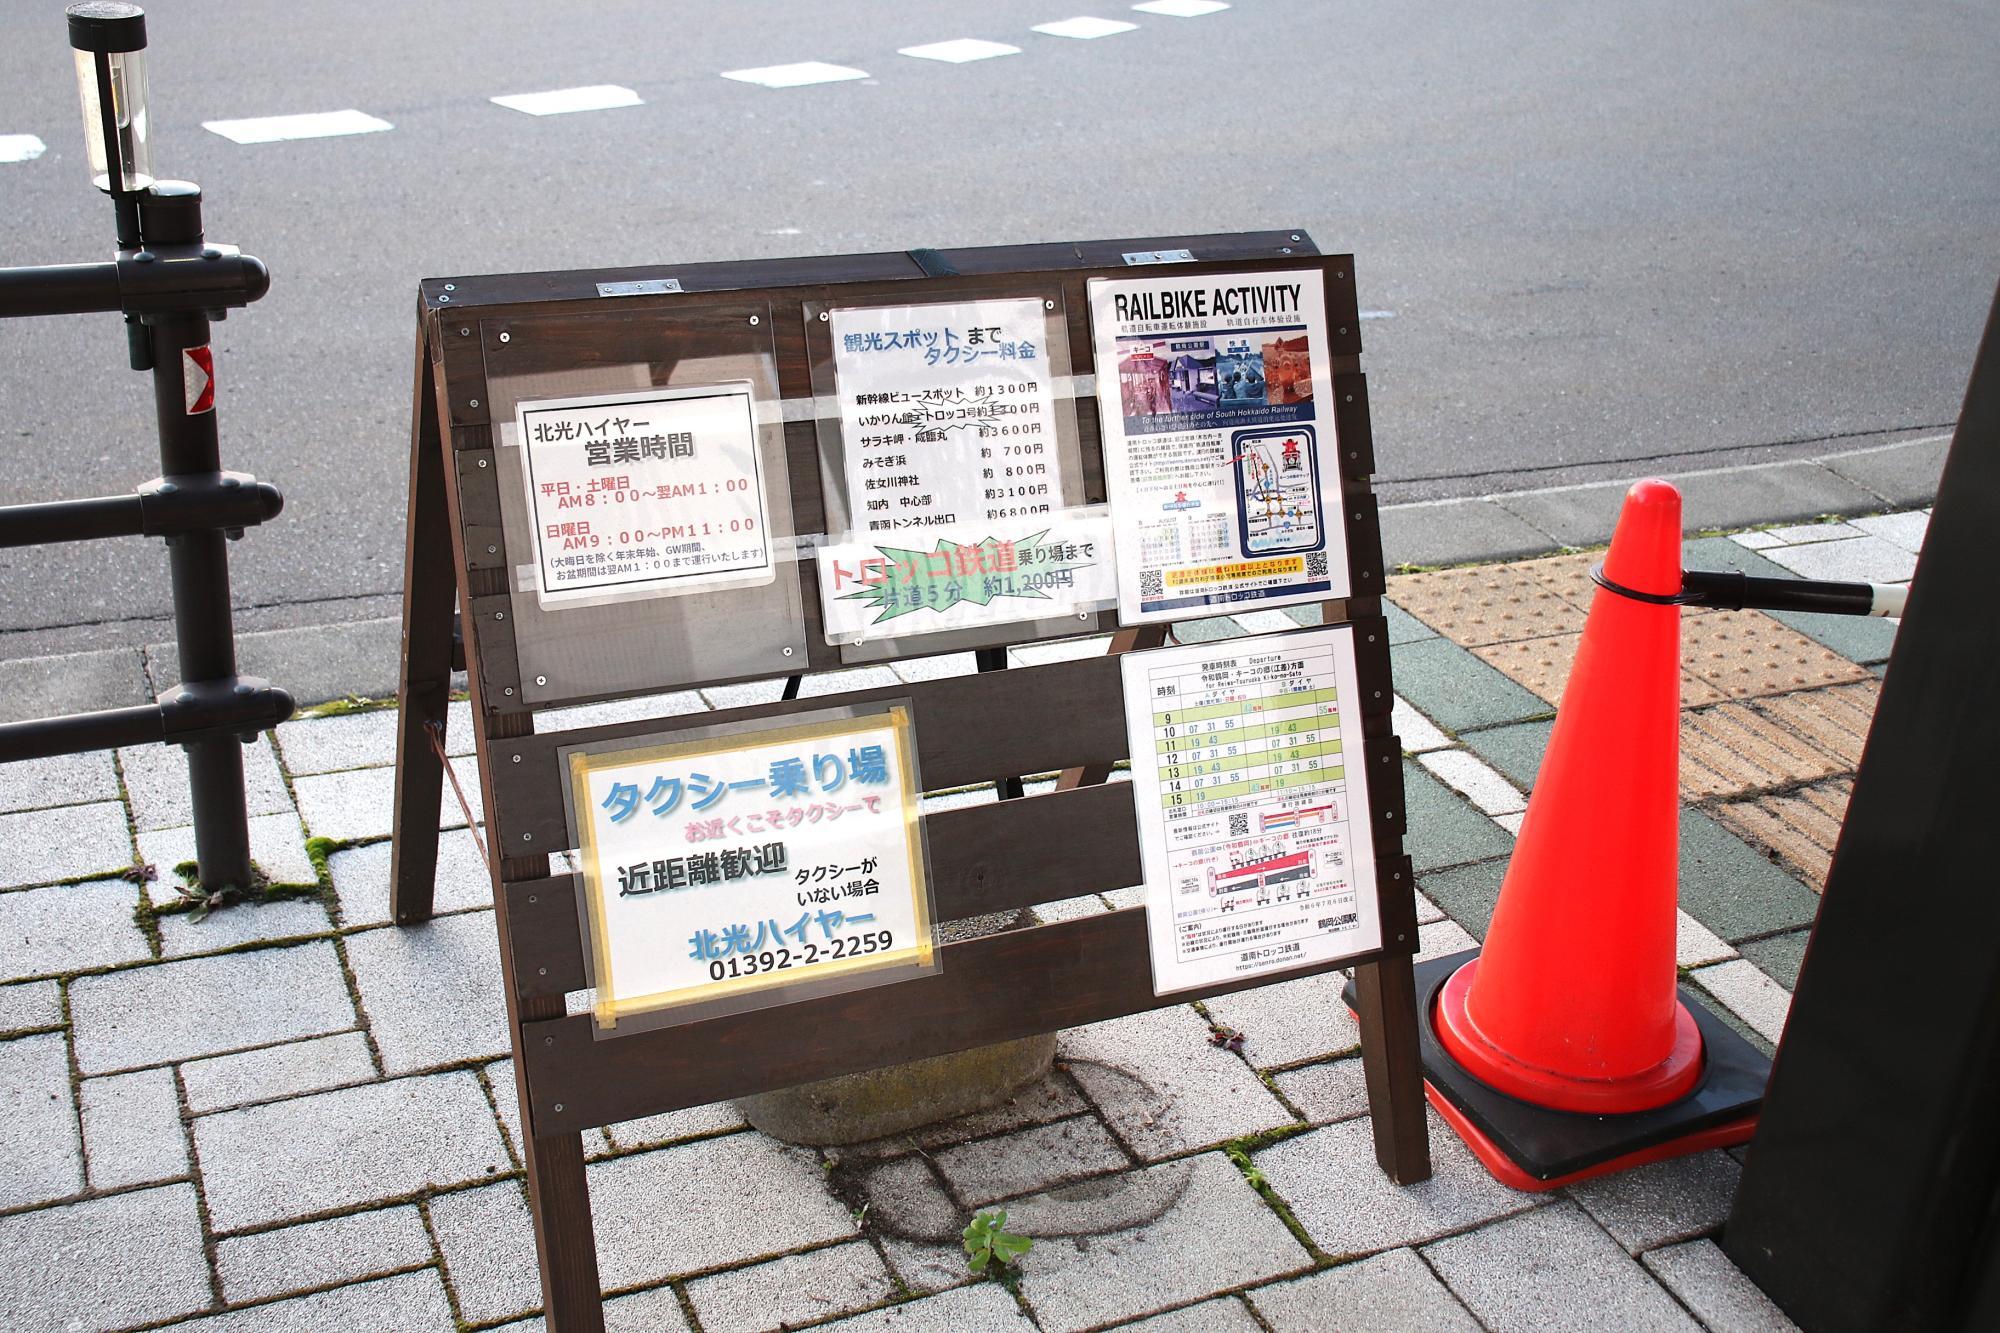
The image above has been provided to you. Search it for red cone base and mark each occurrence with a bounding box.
[1435,958,1705,1114]
[1426,1081,1758,1193]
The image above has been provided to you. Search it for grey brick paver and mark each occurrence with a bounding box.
[1568,1150,1741,1253]
[1251,1247,1481,1332]
[155,894,332,958]
[686,1241,898,1333]
[119,736,292,833]
[330,827,493,927]
[816,1283,1033,1331]
[274,700,474,776]
[1382,498,1559,568]
[139,811,320,897]
[1424,1200,1700,1332]
[0,1183,210,1331]
[588,1133,855,1289]
[1272,1057,1370,1124]
[0,1032,83,1208]
[215,1204,434,1305]
[1738,928,1809,989]
[0,799,131,889]
[293,761,479,842]
[1201,970,1360,1068]
[1761,534,1918,584]
[1643,1239,1802,1331]
[0,876,149,978]
[935,1115,1128,1206]
[0,979,61,1031]
[1014,1154,1311,1333]
[430,1179,542,1325]
[1419,859,1509,937]
[1112,1296,1264,1331]
[80,1066,186,1190]
[166,1269,455,1332]
[0,749,118,814]
[182,1031,377,1114]
[1256,1112,1533,1257]
[194,1071,511,1231]
[1061,1005,1294,1159]
[69,941,357,1074]
[1850,509,1928,553]
[344,911,507,1074]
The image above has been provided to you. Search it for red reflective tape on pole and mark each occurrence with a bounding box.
[183,346,215,414]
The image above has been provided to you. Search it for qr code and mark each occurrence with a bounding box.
[1228,813,1250,836]
[1305,552,1328,580]
[1139,570,1164,598]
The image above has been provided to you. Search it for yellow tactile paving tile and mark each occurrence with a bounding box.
[1385,562,1586,647]
[1714,778,1854,891]
[1681,611,1871,700]
[1679,701,1850,800]
[1473,633,1725,708]
[1752,680,1881,767]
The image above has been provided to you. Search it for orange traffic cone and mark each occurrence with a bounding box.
[1397,479,1768,1191]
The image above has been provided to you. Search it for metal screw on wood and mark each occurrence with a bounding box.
[486,544,497,554]
[444,283,456,290]
[1291,233,1302,241]
[468,398,479,408]
[554,1104,564,1113]
[523,832,532,841]
[748,315,760,326]
[438,294,450,302]
[818,312,828,322]
[536,675,547,686]
[511,754,521,763]
[459,327,470,337]
[495,611,506,621]
[1044,300,1055,310]
[782,646,794,656]
[499,332,511,343]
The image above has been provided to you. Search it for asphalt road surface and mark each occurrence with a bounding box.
[1,0,1995,657]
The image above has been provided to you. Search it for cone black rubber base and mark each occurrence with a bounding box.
[1345,947,1770,1190]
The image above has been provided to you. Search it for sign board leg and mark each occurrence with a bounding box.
[519,1068,606,1330]
[1353,954,1434,1184]
[390,330,454,925]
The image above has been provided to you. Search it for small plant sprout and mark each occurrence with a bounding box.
[1226,1143,1267,1190]
[962,1208,1032,1276]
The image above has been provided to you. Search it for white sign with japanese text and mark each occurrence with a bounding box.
[820,298,1111,638]
[1089,270,1348,623]
[516,382,775,609]
[814,509,1116,644]
[565,705,936,1030]
[1121,625,1382,995]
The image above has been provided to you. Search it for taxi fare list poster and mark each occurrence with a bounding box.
[1121,625,1383,994]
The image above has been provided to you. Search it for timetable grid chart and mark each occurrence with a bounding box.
[1148,645,1347,809]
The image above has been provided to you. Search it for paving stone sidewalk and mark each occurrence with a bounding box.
[0,508,1926,1332]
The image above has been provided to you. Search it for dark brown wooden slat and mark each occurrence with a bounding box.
[519,905,1389,1134]
[463,524,506,573]
[468,593,525,710]
[423,232,1323,312]
[1341,492,1386,596]
[453,449,503,528]
[490,654,1125,847]
[502,780,1145,999]
[1333,373,1375,480]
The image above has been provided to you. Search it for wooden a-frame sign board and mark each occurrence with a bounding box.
[389,229,1429,1331]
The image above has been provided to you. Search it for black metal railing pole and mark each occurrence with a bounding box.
[139,183,254,889]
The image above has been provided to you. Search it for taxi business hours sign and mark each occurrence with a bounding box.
[516,382,776,608]
[564,705,938,1031]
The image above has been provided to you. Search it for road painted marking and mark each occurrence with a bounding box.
[1133,0,1230,15]
[491,85,642,116]
[722,61,870,88]
[1033,16,1140,39]
[764,227,804,236]
[899,38,1022,63]
[203,110,393,144]
[0,134,47,163]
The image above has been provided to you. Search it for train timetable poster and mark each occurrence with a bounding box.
[1089,268,1349,624]
[1120,625,1382,994]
